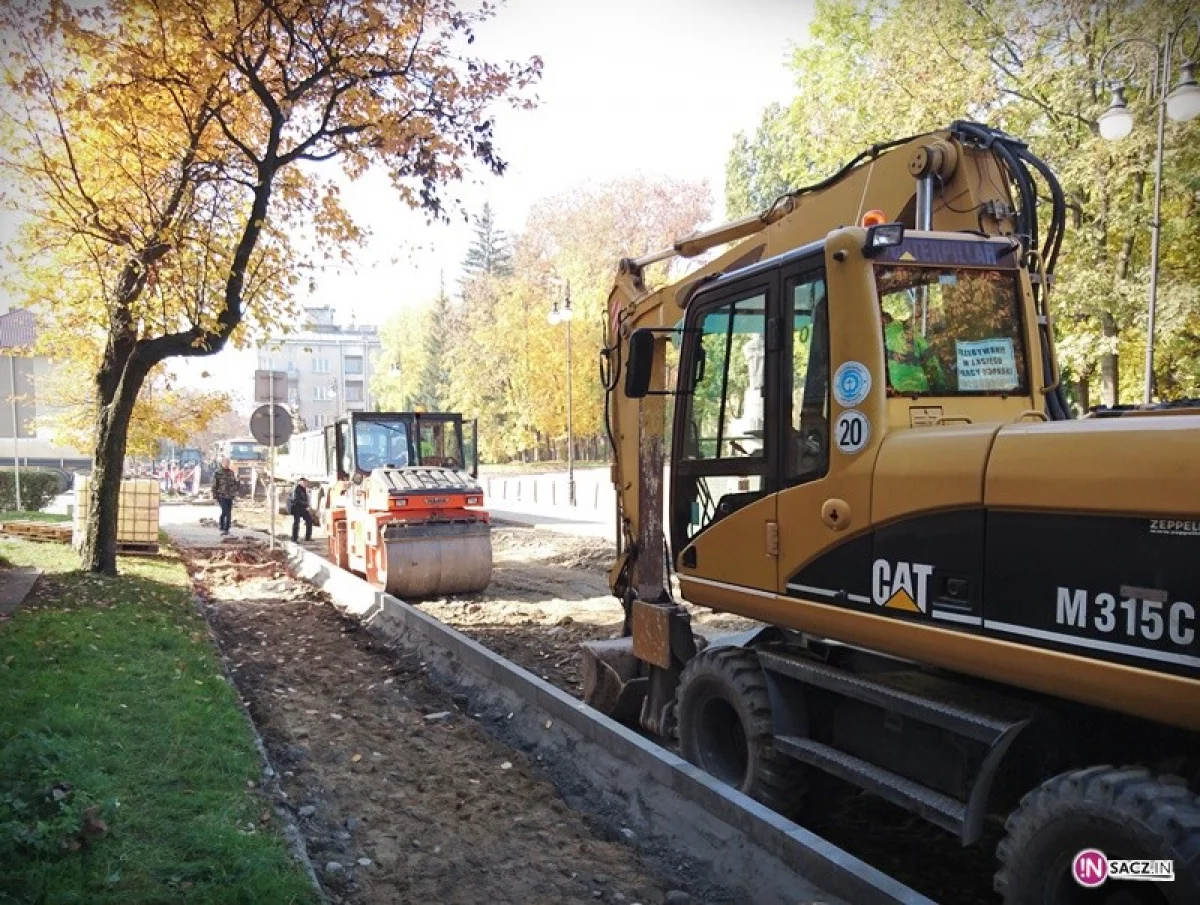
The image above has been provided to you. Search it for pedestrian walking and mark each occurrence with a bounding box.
[289,478,313,542]
[212,456,239,535]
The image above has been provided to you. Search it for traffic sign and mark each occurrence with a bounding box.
[250,404,292,446]
[255,369,288,403]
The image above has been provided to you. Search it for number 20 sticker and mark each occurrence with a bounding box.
[835,410,871,454]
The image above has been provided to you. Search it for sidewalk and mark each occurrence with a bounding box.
[0,566,41,617]
[487,502,616,540]
[157,503,265,549]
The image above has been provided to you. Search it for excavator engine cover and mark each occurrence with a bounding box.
[378,518,492,599]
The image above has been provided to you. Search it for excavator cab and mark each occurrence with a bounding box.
[321,411,491,599]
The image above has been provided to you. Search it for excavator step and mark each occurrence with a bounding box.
[756,650,1026,743]
[774,734,968,836]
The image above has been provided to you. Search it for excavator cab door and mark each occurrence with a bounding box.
[670,268,782,593]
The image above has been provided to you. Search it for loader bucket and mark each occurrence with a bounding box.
[373,519,492,599]
[580,637,648,724]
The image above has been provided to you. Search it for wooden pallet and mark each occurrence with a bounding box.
[0,521,72,543]
[116,541,160,556]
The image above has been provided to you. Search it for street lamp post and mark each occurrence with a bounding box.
[1097,17,1200,404]
[548,280,576,507]
[8,354,22,511]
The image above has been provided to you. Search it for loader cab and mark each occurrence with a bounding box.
[636,226,1045,587]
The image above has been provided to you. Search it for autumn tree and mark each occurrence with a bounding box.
[725,0,1200,408]
[37,353,233,460]
[0,0,540,573]
[441,175,713,461]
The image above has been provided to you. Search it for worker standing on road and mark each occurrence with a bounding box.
[212,457,239,535]
[289,478,313,543]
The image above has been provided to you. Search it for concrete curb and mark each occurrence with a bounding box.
[281,539,936,905]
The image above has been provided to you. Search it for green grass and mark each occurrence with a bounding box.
[0,539,316,904]
[0,511,71,523]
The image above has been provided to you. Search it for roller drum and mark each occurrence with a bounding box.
[375,519,492,599]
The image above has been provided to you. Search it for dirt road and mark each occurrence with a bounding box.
[181,540,736,905]
[217,504,1002,904]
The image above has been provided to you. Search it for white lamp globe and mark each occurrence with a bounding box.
[1098,105,1134,140]
[1166,63,1200,123]
[1098,84,1134,140]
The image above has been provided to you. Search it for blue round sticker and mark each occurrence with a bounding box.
[834,361,871,407]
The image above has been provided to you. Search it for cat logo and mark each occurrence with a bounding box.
[872,559,933,614]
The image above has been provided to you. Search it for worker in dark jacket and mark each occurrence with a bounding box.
[211,457,239,535]
[289,478,313,543]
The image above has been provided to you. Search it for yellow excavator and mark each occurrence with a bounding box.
[587,121,1200,902]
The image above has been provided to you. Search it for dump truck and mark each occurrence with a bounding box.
[317,410,491,599]
[214,437,266,497]
[588,120,1200,902]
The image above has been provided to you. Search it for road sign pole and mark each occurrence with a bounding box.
[269,365,276,551]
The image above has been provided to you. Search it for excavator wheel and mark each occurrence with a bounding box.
[366,520,492,600]
[674,646,803,818]
[994,765,1200,905]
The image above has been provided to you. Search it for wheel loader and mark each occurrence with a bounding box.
[587,121,1200,902]
[318,410,492,598]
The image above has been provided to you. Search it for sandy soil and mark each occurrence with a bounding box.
[181,541,722,905]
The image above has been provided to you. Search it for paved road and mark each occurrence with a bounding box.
[487,504,615,540]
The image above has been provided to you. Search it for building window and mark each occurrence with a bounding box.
[288,387,298,404]
[344,356,364,375]
[344,381,363,403]
[312,385,334,402]
[312,357,330,374]
[287,360,297,374]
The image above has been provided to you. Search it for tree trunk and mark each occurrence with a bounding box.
[1100,311,1119,407]
[81,357,145,575]
[1075,376,1091,414]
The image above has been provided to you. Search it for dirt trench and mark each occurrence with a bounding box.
[224,510,1005,904]
[182,542,729,905]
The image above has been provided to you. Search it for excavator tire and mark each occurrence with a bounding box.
[994,765,1200,904]
[675,646,803,818]
[370,520,492,600]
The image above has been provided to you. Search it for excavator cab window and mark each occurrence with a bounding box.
[672,280,774,551]
[874,262,1028,396]
[787,271,830,484]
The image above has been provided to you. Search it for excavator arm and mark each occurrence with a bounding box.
[600,121,1068,623]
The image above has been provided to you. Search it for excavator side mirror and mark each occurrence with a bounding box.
[625,329,655,399]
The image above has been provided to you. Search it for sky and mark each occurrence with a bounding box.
[307,0,816,310]
[9,0,820,412]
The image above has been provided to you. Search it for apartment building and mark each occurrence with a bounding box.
[257,306,382,431]
[0,308,90,468]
